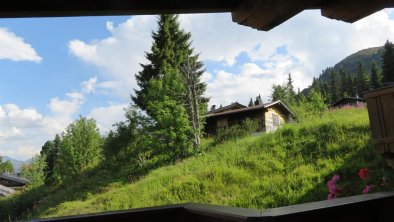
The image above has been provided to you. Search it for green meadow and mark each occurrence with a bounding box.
[1,107,393,220]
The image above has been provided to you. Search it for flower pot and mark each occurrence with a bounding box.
[364,85,394,168]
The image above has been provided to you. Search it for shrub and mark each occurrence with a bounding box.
[215,118,259,144]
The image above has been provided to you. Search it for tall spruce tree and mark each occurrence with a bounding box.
[133,15,205,111]
[356,62,370,96]
[370,62,382,89]
[328,70,340,103]
[133,14,206,154]
[339,69,348,97]
[382,40,394,84]
[286,73,296,106]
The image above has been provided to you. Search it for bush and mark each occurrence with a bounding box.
[215,118,259,144]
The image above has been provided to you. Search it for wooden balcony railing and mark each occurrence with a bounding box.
[32,191,394,222]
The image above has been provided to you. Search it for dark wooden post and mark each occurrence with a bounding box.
[364,86,394,168]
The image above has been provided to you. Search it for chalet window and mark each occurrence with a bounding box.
[272,114,279,127]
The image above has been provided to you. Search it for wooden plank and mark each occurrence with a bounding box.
[365,86,394,99]
[366,98,386,153]
[381,94,394,152]
[321,0,394,23]
[232,0,317,31]
[0,0,243,18]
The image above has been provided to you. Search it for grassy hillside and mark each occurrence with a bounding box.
[1,108,394,220]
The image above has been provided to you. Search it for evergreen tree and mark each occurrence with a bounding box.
[339,69,348,97]
[370,62,382,89]
[356,62,370,96]
[328,70,340,103]
[133,14,206,152]
[382,40,394,83]
[144,66,193,160]
[286,73,296,105]
[248,98,253,107]
[133,14,205,111]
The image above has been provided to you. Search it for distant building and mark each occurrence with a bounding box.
[0,173,30,190]
[205,100,295,135]
[0,184,15,197]
[329,97,366,109]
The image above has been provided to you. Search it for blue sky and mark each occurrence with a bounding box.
[1,10,394,160]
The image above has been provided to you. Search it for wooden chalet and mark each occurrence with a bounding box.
[0,173,30,190]
[205,100,295,135]
[329,97,366,109]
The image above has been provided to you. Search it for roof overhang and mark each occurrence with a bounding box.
[0,0,392,31]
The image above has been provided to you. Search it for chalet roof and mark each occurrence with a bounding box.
[0,173,30,185]
[329,97,366,108]
[0,184,15,196]
[206,100,295,118]
[207,102,246,115]
[0,0,392,31]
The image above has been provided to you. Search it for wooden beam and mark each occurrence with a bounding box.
[0,0,243,18]
[232,0,318,31]
[321,0,394,23]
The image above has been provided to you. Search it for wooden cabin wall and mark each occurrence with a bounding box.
[264,107,287,132]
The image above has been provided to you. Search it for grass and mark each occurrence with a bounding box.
[1,107,393,220]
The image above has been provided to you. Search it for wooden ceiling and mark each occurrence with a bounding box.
[0,0,393,31]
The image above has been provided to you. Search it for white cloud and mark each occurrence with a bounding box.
[68,16,157,99]
[68,10,394,108]
[81,77,98,93]
[0,28,42,63]
[88,103,128,133]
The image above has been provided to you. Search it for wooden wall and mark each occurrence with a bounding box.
[264,107,288,132]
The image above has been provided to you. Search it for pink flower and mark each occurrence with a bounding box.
[362,185,373,194]
[327,180,336,194]
[327,193,336,200]
[332,175,340,182]
[358,168,370,180]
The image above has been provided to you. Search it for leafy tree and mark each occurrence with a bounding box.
[55,117,103,180]
[104,106,156,176]
[355,62,370,96]
[271,84,287,102]
[370,62,382,89]
[40,134,60,184]
[308,89,326,117]
[0,160,14,174]
[20,155,46,187]
[382,40,394,83]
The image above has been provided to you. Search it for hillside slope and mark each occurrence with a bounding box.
[319,46,383,82]
[1,108,394,220]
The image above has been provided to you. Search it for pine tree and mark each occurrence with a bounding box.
[133,15,203,110]
[382,40,394,84]
[248,98,253,107]
[356,62,370,96]
[328,70,340,103]
[133,15,206,152]
[286,73,296,105]
[339,69,348,97]
[370,62,382,89]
